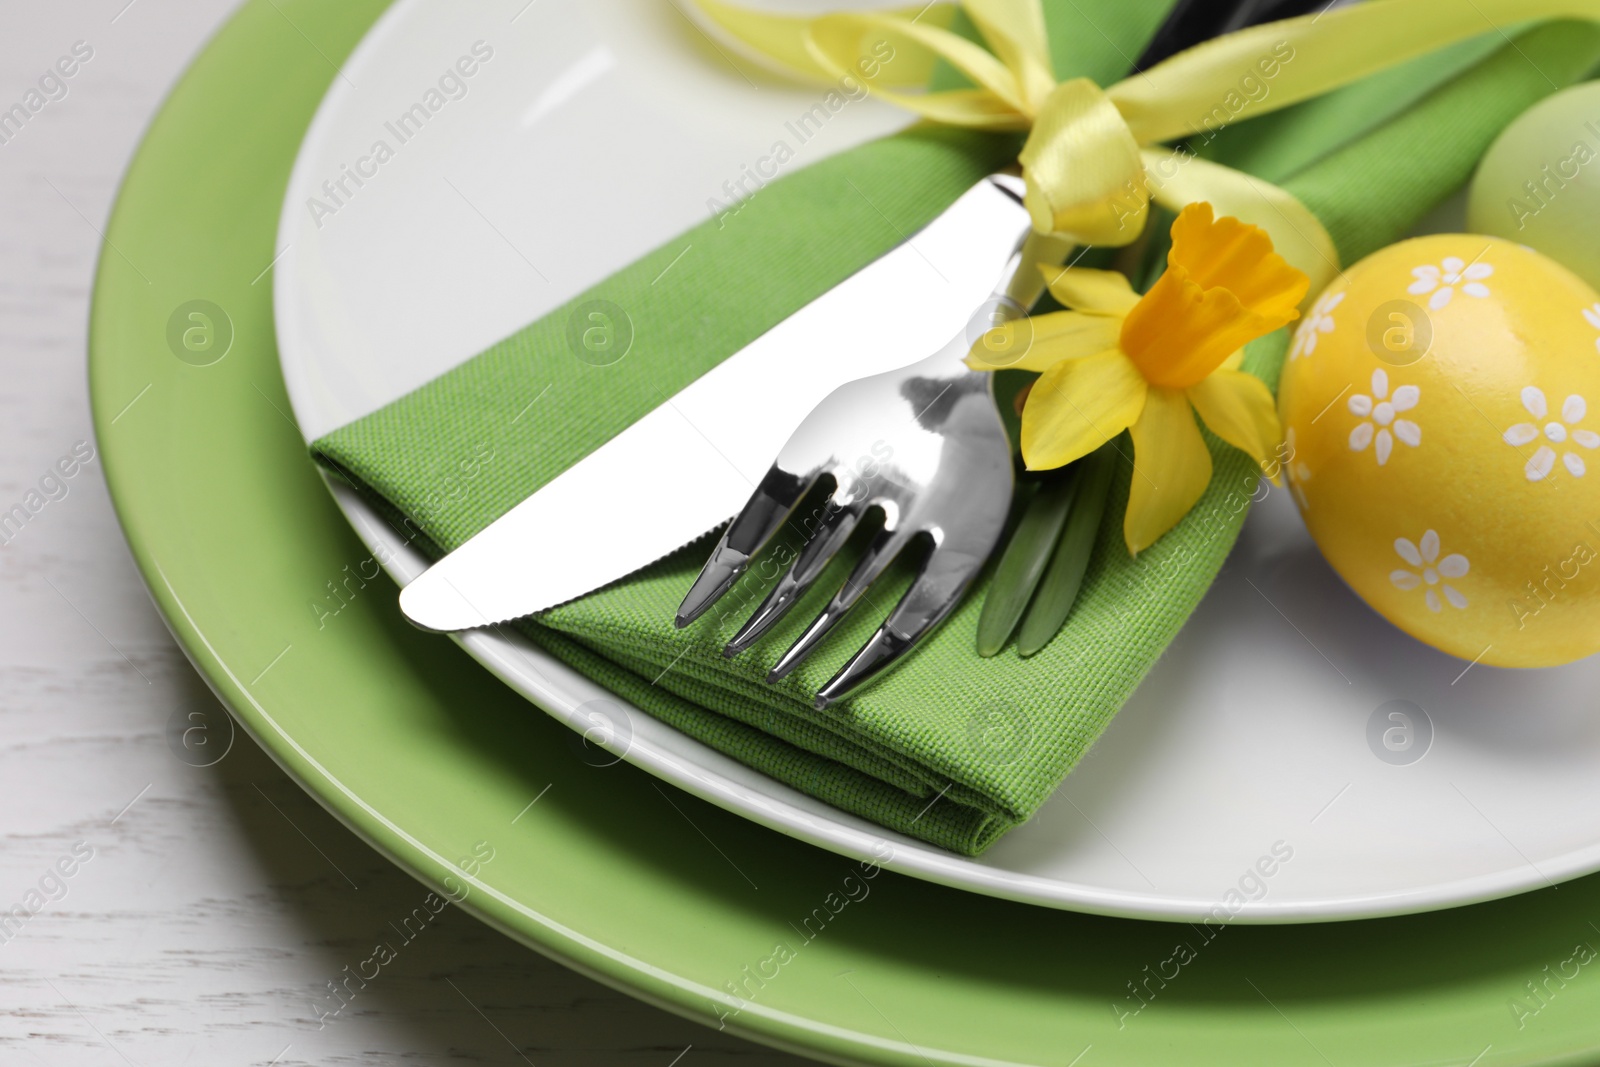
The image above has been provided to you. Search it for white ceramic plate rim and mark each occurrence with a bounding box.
[274,0,1600,922]
[319,478,1600,923]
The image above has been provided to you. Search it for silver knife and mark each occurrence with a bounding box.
[396,0,1321,635]
[400,174,1034,631]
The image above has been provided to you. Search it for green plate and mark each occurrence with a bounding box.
[90,1,1600,1063]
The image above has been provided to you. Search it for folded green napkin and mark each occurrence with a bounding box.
[313,2,1600,854]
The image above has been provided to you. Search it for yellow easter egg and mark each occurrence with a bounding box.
[1278,235,1600,667]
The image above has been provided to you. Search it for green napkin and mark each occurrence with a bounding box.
[313,4,1600,854]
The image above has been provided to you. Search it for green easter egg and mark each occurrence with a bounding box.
[1468,82,1600,290]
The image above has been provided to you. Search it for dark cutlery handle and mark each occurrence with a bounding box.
[1134,0,1330,70]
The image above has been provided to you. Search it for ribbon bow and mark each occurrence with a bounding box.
[695,0,1600,295]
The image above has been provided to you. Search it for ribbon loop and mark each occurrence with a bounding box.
[690,0,948,87]
[696,0,1600,287]
[693,0,1344,282]
[962,0,1057,112]
[1018,77,1147,246]
[806,11,1036,128]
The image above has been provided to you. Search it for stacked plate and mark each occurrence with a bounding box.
[92,1,1600,1063]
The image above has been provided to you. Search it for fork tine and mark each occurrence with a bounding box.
[675,465,814,628]
[765,526,914,682]
[813,547,974,708]
[722,498,864,657]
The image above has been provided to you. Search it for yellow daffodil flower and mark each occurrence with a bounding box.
[979,203,1308,555]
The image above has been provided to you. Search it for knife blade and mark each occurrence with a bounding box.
[400,0,1334,634]
[400,174,1033,632]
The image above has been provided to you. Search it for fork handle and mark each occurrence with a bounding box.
[1003,228,1075,311]
[955,180,1077,373]
[978,173,1077,330]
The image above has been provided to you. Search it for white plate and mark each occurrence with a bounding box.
[275,0,1600,922]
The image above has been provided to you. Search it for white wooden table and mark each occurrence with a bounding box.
[0,2,805,1062]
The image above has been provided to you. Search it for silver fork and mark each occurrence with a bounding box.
[674,174,1057,707]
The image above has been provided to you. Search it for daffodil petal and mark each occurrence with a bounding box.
[1119,204,1308,389]
[1186,368,1282,469]
[1164,202,1308,320]
[1125,387,1213,555]
[1041,267,1140,315]
[1121,264,1259,388]
[1021,349,1147,470]
[969,310,1124,371]
[1143,149,1336,298]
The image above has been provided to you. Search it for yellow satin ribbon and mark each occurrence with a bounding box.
[695,0,1600,295]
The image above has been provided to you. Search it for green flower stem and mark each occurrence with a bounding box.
[1016,440,1119,657]
[975,466,1081,657]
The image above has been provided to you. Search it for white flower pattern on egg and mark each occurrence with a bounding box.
[1347,368,1421,466]
[1291,290,1344,360]
[1408,256,1492,310]
[1584,303,1600,355]
[1390,530,1469,614]
[1503,387,1600,480]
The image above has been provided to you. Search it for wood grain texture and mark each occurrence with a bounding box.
[0,2,807,1062]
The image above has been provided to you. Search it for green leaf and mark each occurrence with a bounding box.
[976,467,1080,657]
[1135,205,1177,293]
[991,368,1032,457]
[1016,441,1118,657]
